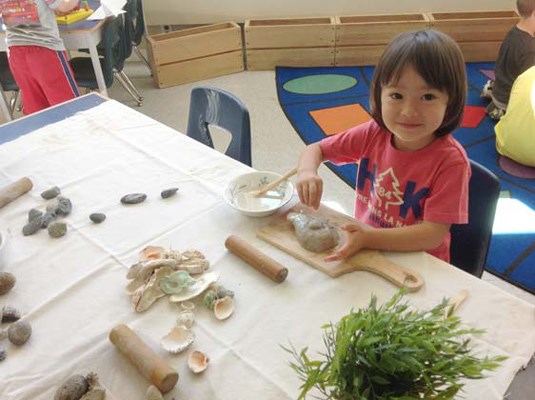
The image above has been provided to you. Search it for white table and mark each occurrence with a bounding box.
[1,97,534,400]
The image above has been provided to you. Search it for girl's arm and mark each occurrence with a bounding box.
[325,221,450,261]
[296,143,325,210]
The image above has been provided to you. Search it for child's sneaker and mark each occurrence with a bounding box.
[485,102,505,121]
[480,80,493,99]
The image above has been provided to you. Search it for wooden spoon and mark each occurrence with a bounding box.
[251,167,297,197]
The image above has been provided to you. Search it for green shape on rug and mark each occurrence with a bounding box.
[283,74,357,95]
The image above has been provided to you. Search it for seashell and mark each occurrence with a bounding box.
[139,245,166,261]
[175,258,210,275]
[54,374,89,400]
[160,325,195,354]
[121,193,147,205]
[28,208,43,222]
[287,212,339,253]
[203,284,234,310]
[146,385,164,400]
[40,212,57,228]
[161,188,179,199]
[55,196,73,216]
[41,186,61,200]
[213,296,235,320]
[188,350,209,374]
[137,259,179,282]
[85,372,101,390]
[2,305,21,322]
[22,216,43,236]
[48,221,67,238]
[0,347,5,362]
[89,213,106,224]
[79,388,106,400]
[163,248,183,262]
[181,249,206,259]
[180,301,195,311]
[125,261,179,294]
[0,272,16,295]
[168,271,220,303]
[176,310,195,329]
[132,266,173,312]
[159,271,195,294]
[8,320,32,345]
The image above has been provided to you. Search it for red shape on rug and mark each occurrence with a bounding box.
[499,156,535,179]
[480,69,495,81]
[461,105,486,128]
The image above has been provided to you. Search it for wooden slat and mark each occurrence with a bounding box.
[457,41,503,62]
[334,45,386,66]
[246,48,335,70]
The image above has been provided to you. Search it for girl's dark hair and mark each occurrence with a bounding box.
[370,29,467,137]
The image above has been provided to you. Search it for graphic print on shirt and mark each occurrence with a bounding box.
[357,158,430,228]
[0,0,39,26]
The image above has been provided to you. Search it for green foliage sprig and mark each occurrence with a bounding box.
[283,291,506,400]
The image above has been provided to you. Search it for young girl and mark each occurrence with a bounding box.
[296,29,470,264]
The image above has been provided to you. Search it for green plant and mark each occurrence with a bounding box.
[283,291,506,400]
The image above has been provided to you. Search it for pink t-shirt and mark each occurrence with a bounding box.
[319,120,470,262]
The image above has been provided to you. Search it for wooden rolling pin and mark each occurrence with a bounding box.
[0,177,33,209]
[109,324,178,394]
[225,235,288,283]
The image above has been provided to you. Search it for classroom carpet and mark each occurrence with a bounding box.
[276,63,535,295]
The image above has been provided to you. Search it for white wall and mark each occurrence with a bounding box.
[144,0,516,25]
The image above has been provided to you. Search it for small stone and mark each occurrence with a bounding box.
[28,208,43,223]
[0,347,6,362]
[0,272,16,295]
[22,217,43,236]
[89,213,106,224]
[56,197,72,216]
[54,374,89,400]
[40,212,57,228]
[41,186,61,200]
[161,188,179,199]
[1,306,21,323]
[48,222,67,238]
[7,320,32,345]
[121,193,147,205]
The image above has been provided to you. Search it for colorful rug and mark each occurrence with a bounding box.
[276,63,535,295]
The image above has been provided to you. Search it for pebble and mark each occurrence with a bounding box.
[40,212,57,228]
[56,197,73,216]
[7,320,32,345]
[121,193,147,205]
[89,213,106,224]
[1,306,21,323]
[41,186,61,200]
[0,347,5,362]
[22,216,43,236]
[28,208,43,223]
[0,272,16,295]
[161,188,179,199]
[48,222,67,238]
[54,374,89,400]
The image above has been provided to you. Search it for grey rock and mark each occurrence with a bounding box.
[41,186,61,200]
[7,320,32,345]
[22,217,43,236]
[161,187,179,199]
[54,374,89,400]
[56,197,72,216]
[0,347,5,362]
[121,193,147,205]
[1,306,21,323]
[28,208,43,222]
[48,222,67,238]
[89,213,106,224]
[0,272,16,295]
[40,212,57,228]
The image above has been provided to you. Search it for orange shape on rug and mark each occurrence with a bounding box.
[310,103,371,136]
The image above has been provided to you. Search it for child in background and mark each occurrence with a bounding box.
[296,29,470,264]
[484,0,535,120]
[0,0,80,115]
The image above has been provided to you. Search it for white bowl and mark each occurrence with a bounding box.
[0,229,7,270]
[224,171,294,217]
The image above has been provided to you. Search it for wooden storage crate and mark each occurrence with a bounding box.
[334,13,430,66]
[244,17,336,70]
[427,10,519,61]
[146,22,244,88]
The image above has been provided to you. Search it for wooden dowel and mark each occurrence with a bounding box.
[0,177,33,209]
[225,235,288,283]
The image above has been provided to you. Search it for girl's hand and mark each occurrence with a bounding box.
[325,224,367,262]
[296,170,323,210]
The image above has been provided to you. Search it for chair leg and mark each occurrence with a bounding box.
[133,46,151,73]
[118,70,143,101]
[114,71,143,107]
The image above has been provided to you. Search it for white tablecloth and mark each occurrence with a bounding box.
[1,101,534,400]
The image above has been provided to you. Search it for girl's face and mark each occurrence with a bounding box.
[380,65,449,151]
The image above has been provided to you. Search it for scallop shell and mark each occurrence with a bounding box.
[139,245,166,261]
[168,271,220,303]
[188,350,209,374]
[176,310,195,329]
[132,266,174,312]
[213,296,235,320]
[160,325,195,354]
[146,385,164,400]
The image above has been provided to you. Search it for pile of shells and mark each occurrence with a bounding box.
[22,186,72,238]
[54,372,113,400]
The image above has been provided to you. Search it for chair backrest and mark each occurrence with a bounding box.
[186,86,252,166]
[133,0,145,45]
[123,0,136,57]
[450,160,501,277]
[0,52,19,92]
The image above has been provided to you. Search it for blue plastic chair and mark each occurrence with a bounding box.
[186,86,252,166]
[449,160,501,277]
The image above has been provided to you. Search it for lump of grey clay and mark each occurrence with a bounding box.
[41,186,61,200]
[40,212,57,228]
[7,320,32,345]
[28,208,43,222]
[0,272,16,295]
[48,222,67,238]
[121,193,147,205]
[22,216,43,236]
[161,187,179,199]
[1,306,21,323]
[54,374,89,400]
[89,213,106,224]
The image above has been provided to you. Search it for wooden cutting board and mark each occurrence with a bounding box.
[257,203,424,292]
